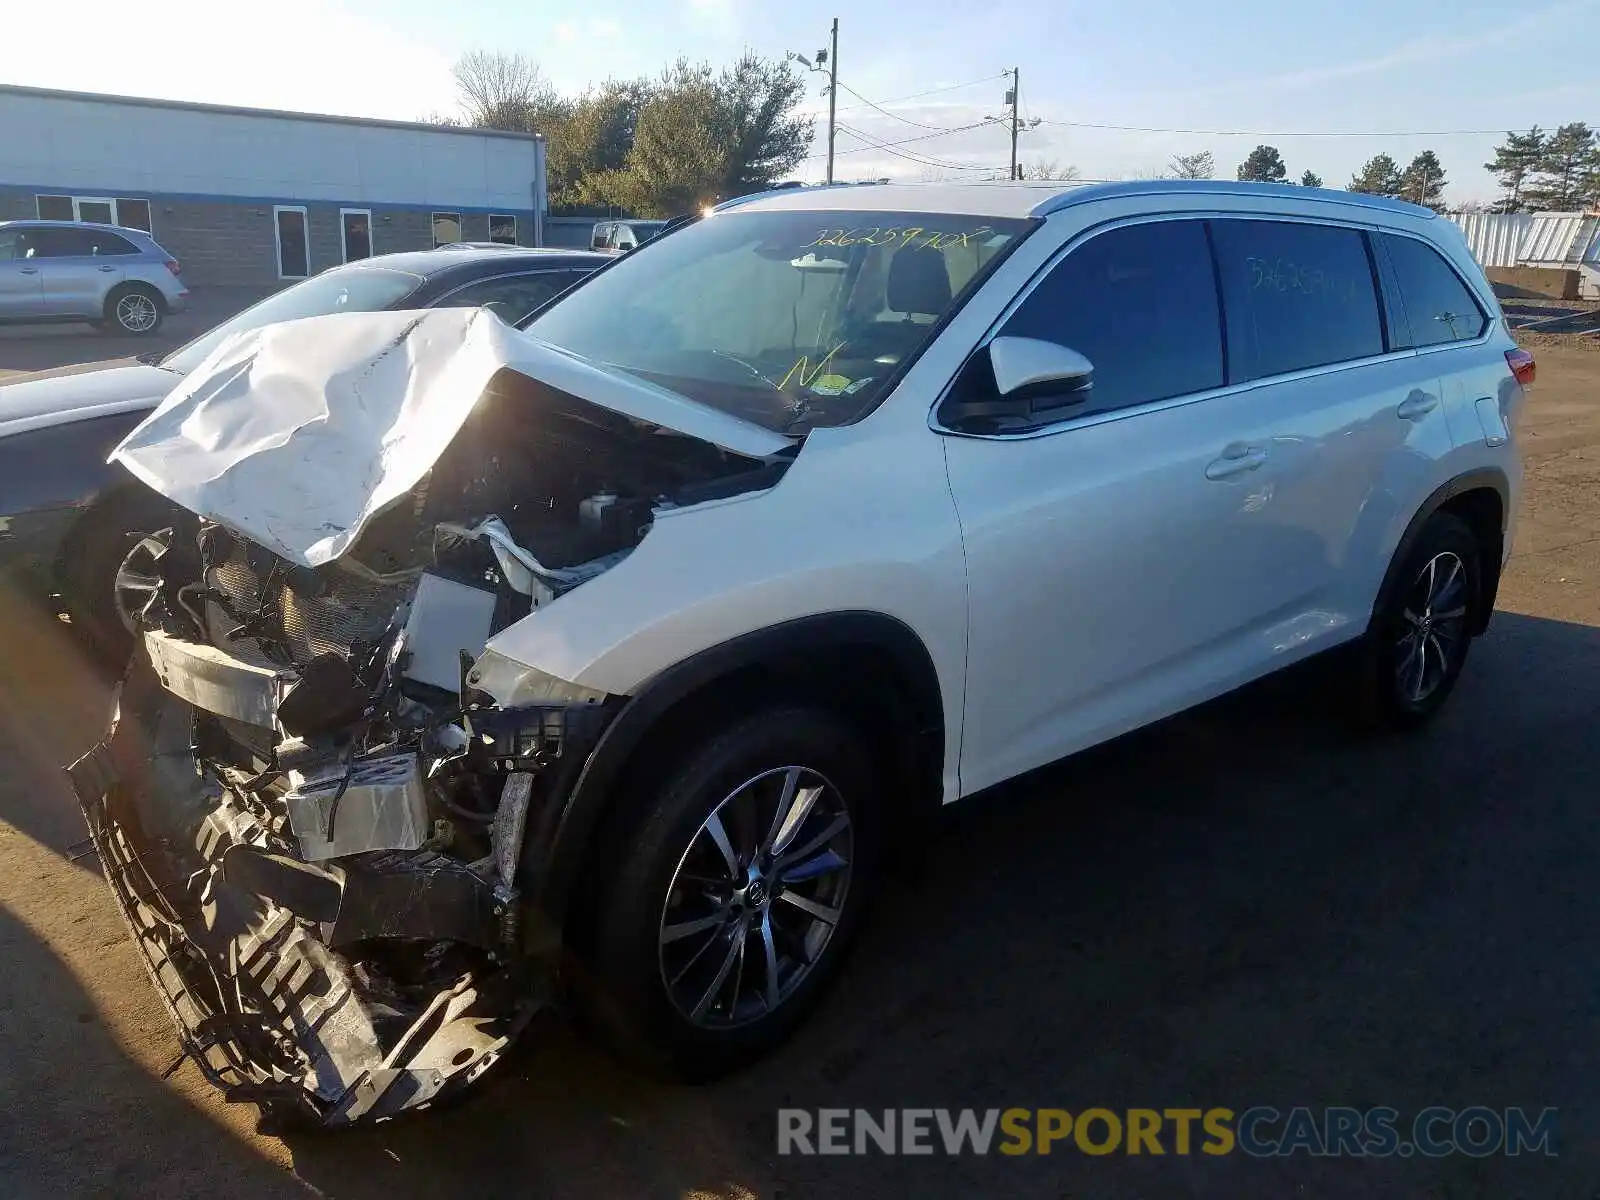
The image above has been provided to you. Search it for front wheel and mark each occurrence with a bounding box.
[1357,511,1482,729]
[579,706,878,1080]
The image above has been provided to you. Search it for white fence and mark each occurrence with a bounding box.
[1447,211,1600,269]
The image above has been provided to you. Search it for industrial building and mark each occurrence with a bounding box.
[0,85,548,287]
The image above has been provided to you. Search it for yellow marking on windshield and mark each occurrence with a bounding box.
[779,341,848,391]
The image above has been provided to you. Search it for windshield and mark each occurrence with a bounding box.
[525,209,1031,432]
[161,266,423,374]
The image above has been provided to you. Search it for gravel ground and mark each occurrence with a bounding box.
[1,346,1597,1199]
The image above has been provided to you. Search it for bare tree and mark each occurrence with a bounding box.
[1023,158,1081,181]
[1169,150,1214,179]
[452,50,557,131]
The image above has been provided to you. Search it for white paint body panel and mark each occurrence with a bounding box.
[0,363,174,437]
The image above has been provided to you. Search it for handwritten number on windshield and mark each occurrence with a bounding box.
[802,226,992,252]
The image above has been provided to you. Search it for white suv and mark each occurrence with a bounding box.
[75,180,1526,1126]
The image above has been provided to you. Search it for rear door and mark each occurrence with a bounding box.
[943,217,1302,793]
[34,227,134,317]
[0,228,44,318]
[1205,216,1431,640]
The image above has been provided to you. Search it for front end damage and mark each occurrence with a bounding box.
[65,308,791,1125]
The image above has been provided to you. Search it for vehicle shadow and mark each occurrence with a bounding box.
[0,582,118,868]
[273,610,1598,1199]
[0,862,302,1197]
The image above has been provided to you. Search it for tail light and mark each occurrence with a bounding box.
[164,258,182,277]
[1506,348,1535,386]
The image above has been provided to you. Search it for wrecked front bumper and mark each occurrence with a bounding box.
[65,644,601,1128]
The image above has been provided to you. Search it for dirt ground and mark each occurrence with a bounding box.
[2,346,1598,1198]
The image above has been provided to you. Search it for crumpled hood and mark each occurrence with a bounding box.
[110,307,791,568]
[0,363,176,438]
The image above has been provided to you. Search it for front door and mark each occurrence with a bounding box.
[275,206,310,278]
[943,218,1293,795]
[0,228,43,318]
[341,209,372,262]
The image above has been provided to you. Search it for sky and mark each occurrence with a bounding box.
[8,0,1600,204]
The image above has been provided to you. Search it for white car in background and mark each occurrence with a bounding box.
[72,180,1525,1127]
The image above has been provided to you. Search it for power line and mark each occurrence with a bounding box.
[833,122,996,172]
[1035,118,1530,138]
[833,78,953,131]
[832,73,1009,115]
[799,119,1001,162]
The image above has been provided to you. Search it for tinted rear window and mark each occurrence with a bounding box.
[1211,219,1384,381]
[31,227,138,257]
[1380,233,1488,347]
[997,218,1224,414]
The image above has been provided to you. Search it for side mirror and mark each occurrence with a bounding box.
[941,337,1094,430]
[989,336,1094,404]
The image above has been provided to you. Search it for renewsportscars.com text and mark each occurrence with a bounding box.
[777,1107,1557,1158]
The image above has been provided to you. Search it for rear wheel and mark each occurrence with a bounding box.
[105,284,164,335]
[579,705,877,1080]
[1357,511,1481,729]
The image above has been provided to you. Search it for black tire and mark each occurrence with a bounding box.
[59,489,179,668]
[1356,511,1481,730]
[104,284,164,336]
[578,705,879,1081]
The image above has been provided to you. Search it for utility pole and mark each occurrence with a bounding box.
[793,21,839,184]
[1008,67,1020,180]
[826,18,839,185]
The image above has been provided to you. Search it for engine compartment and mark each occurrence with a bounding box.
[70,372,789,1125]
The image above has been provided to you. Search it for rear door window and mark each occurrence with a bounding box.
[997,218,1224,416]
[1379,233,1488,347]
[1210,219,1384,381]
[30,227,137,257]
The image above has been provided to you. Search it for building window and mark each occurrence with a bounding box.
[341,209,373,262]
[489,214,517,245]
[116,199,152,232]
[432,212,463,249]
[34,194,152,231]
[274,205,310,279]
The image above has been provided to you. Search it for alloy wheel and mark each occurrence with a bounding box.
[112,532,169,635]
[116,293,159,333]
[658,765,854,1029]
[1393,550,1469,704]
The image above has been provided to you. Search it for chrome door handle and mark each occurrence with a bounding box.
[1396,390,1438,420]
[19,267,38,274]
[97,264,117,272]
[1205,444,1269,480]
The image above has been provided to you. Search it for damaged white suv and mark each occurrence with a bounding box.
[70,180,1525,1126]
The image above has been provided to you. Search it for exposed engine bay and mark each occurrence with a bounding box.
[67,317,790,1126]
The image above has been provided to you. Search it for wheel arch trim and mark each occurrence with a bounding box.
[529,610,946,926]
[1373,467,1509,636]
